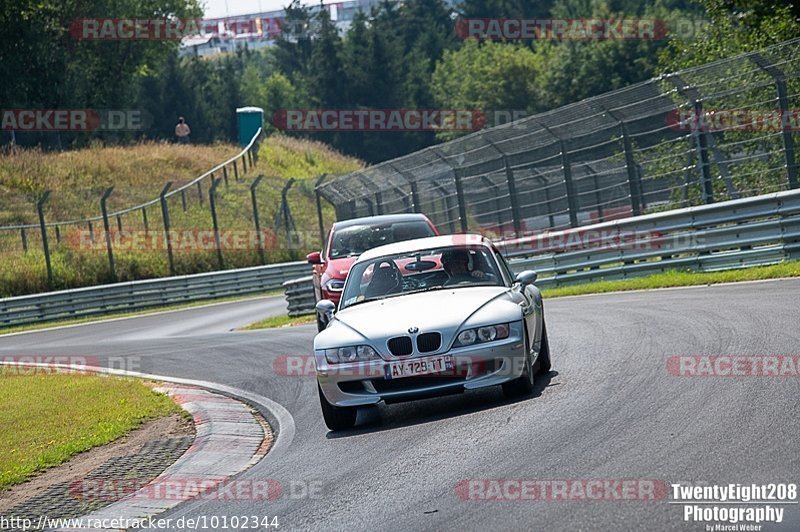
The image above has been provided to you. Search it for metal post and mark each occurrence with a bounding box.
[88,221,95,243]
[620,124,642,216]
[100,187,116,282]
[36,191,53,287]
[242,153,248,173]
[749,53,798,189]
[363,197,375,217]
[453,168,469,232]
[693,100,715,204]
[233,159,239,181]
[208,178,224,269]
[280,179,296,243]
[54,225,61,244]
[223,166,229,187]
[21,227,28,252]
[315,174,328,247]
[116,215,123,233]
[181,189,187,212]
[142,208,149,233]
[197,181,204,207]
[375,191,384,215]
[159,182,175,275]
[503,156,523,236]
[560,141,579,227]
[410,181,421,213]
[250,175,266,265]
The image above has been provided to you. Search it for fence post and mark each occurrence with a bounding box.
[197,180,204,207]
[208,178,224,269]
[620,124,643,216]
[250,175,266,265]
[100,187,116,282]
[453,168,469,232]
[88,221,95,243]
[36,191,53,287]
[280,179,296,243]
[749,53,798,189]
[223,166,229,187]
[503,156,523,236]
[21,227,28,252]
[116,215,123,233]
[315,174,328,247]
[375,191,384,215]
[692,100,715,204]
[410,181,421,213]
[242,152,248,174]
[142,207,149,233]
[560,141,579,227]
[233,159,240,181]
[181,189,187,212]
[54,225,61,244]
[159,182,175,276]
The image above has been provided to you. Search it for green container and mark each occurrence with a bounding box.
[236,107,264,147]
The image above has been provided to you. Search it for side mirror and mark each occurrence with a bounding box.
[316,299,336,320]
[514,270,538,287]
[307,251,323,265]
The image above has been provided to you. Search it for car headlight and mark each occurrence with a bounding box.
[454,323,510,347]
[457,329,477,346]
[324,279,345,292]
[325,345,379,364]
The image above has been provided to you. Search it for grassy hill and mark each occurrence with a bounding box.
[0,136,363,297]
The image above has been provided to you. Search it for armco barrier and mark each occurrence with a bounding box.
[2,187,799,328]
[499,188,800,287]
[0,261,309,328]
[283,276,316,317]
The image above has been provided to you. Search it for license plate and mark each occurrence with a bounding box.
[385,355,453,380]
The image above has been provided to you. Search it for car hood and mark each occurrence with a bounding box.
[324,256,356,280]
[314,286,522,351]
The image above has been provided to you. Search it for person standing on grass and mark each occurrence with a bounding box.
[175,117,191,144]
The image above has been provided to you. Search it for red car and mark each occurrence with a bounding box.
[307,214,438,331]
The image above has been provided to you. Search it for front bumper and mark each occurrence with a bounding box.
[316,331,527,407]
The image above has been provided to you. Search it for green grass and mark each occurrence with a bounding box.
[0,375,181,490]
[0,291,283,335]
[242,313,316,330]
[0,135,362,298]
[541,261,800,298]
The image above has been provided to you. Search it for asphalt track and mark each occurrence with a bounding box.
[1,280,798,531]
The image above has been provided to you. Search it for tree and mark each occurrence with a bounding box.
[432,40,542,138]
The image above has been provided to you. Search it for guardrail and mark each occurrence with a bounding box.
[499,188,800,287]
[0,261,309,328]
[283,276,316,317]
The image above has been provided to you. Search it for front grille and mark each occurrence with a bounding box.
[416,332,441,353]
[388,336,413,356]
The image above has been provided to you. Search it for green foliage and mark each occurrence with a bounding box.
[658,0,800,71]
[432,40,542,139]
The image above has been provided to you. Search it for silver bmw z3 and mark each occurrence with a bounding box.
[313,234,551,431]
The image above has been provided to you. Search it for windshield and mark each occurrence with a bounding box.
[339,245,504,310]
[328,220,435,259]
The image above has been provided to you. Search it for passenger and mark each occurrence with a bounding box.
[440,248,486,285]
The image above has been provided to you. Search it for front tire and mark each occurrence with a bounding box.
[537,320,551,375]
[318,384,357,431]
[502,329,535,398]
[316,312,327,332]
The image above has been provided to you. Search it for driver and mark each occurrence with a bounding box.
[440,248,486,284]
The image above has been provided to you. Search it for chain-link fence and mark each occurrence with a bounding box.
[316,38,800,237]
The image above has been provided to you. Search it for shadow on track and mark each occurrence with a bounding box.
[325,370,560,438]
